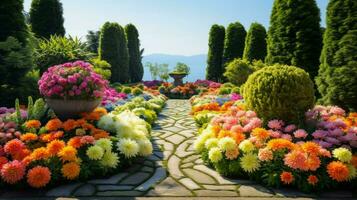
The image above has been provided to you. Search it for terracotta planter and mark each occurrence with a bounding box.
[169,73,187,86]
[46,98,101,120]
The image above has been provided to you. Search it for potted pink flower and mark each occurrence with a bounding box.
[38,61,108,119]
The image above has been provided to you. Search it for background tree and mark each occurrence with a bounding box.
[0,0,36,106]
[99,22,129,83]
[223,22,246,64]
[86,30,100,54]
[158,63,169,81]
[206,24,225,82]
[30,0,65,39]
[125,24,144,83]
[243,22,267,61]
[173,62,190,74]
[266,0,322,79]
[316,0,357,111]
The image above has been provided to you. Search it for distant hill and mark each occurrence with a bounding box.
[142,53,207,82]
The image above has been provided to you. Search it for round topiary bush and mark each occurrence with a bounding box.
[224,59,255,86]
[132,88,143,96]
[242,64,315,123]
[122,87,132,94]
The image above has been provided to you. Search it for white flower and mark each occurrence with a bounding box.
[117,138,139,158]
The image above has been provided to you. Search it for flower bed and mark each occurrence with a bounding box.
[191,94,357,193]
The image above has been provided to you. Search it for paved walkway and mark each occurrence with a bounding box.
[0,100,354,199]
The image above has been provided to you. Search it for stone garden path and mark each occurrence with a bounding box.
[0,100,354,199]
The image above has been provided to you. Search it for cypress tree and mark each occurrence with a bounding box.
[243,22,267,61]
[125,24,144,83]
[316,0,357,111]
[206,24,225,82]
[99,22,129,83]
[266,0,322,79]
[86,30,100,54]
[223,22,246,64]
[30,0,65,38]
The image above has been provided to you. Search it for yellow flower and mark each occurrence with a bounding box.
[95,138,112,152]
[86,145,104,160]
[117,138,139,158]
[239,140,255,153]
[208,147,223,163]
[240,153,260,173]
[101,152,119,168]
[205,138,219,150]
[138,139,153,156]
[333,148,352,162]
[58,146,77,162]
[218,137,237,152]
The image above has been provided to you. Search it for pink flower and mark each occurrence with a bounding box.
[284,124,296,133]
[231,125,243,133]
[258,148,273,161]
[268,130,281,138]
[281,134,292,141]
[329,106,345,116]
[312,130,327,139]
[245,111,256,118]
[268,119,284,130]
[293,129,308,139]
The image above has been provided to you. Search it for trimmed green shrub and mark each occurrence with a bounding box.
[90,58,111,80]
[219,87,231,95]
[122,87,132,94]
[223,22,246,64]
[206,24,225,82]
[224,59,255,86]
[222,82,235,88]
[242,64,315,123]
[137,84,144,90]
[231,87,240,94]
[125,24,144,83]
[30,0,65,38]
[243,22,267,61]
[132,88,143,96]
[34,36,93,74]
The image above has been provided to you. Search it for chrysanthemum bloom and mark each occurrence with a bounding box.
[225,148,239,160]
[239,140,255,153]
[21,156,32,167]
[67,137,82,149]
[267,139,295,151]
[208,147,223,163]
[96,138,112,152]
[0,156,8,169]
[284,124,297,133]
[92,129,110,140]
[231,131,245,144]
[20,133,38,142]
[240,153,260,173]
[46,140,65,156]
[301,142,321,156]
[61,162,80,180]
[86,145,104,160]
[100,152,119,168]
[45,119,63,131]
[27,166,51,188]
[25,120,41,129]
[293,129,308,139]
[252,128,270,140]
[332,148,352,162]
[62,119,78,132]
[4,139,25,156]
[80,135,95,145]
[284,150,308,170]
[58,146,77,162]
[258,148,273,161]
[218,137,237,152]
[138,139,153,156]
[31,147,50,161]
[268,119,284,130]
[205,138,219,150]
[319,148,331,158]
[280,171,294,184]
[306,155,321,171]
[327,161,349,182]
[307,175,318,185]
[117,138,139,158]
[194,138,206,152]
[1,160,25,184]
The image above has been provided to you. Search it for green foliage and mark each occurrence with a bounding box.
[0,0,29,45]
[222,82,235,88]
[99,22,129,83]
[243,22,267,61]
[218,87,231,95]
[30,98,48,120]
[173,62,190,74]
[30,0,65,38]
[242,64,315,123]
[206,24,225,82]
[223,22,246,64]
[122,87,132,94]
[145,62,169,81]
[34,35,94,74]
[266,0,323,79]
[224,59,255,86]
[125,24,144,83]
[90,58,111,80]
[316,0,357,111]
[132,88,143,96]
[231,87,240,94]
[86,30,100,54]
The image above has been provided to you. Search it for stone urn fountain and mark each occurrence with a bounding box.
[169,72,188,86]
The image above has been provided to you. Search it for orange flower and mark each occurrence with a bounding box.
[27,166,51,188]
[67,137,82,149]
[30,147,50,161]
[251,128,270,140]
[61,162,80,180]
[307,175,318,185]
[25,120,41,129]
[351,155,357,168]
[301,142,321,156]
[45,119,62,131]
[46,140,65,156]
[267,139,295,151]
[231,131,245,144]
[217,130,232,138]
[21,156,33,167]
[13,148,31,161]
[91,129,110,140]
[76,119,87,126]
[81,123,95,131]
[0,156,8,169]
[20,133,38,142]
[306,155,321,171]
[40,131,64,142]
[327,161,349,182]
[4,139,25,156]
[280,171,294,184]
[58,146,77,162]
[63,119,78,132]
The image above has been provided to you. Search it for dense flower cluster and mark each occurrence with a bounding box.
[192,92,357,193]
[38,61,108,100]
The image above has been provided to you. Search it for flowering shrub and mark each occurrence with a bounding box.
[38,61,108,100]
[192,93,357,193]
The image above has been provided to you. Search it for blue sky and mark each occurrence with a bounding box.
[24,0,328,56]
